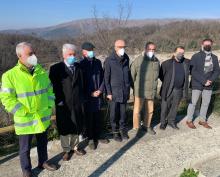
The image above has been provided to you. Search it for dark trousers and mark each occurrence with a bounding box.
[160,89,183,125]
[19,130,48,173]
[85,111,102,141]
[109,101,127,133]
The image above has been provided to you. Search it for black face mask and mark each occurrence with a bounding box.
[203,45,212,52]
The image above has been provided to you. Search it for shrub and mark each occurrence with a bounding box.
[180,168,199,177]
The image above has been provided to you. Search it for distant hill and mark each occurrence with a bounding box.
[61,19,220,54]
[0,18,188,40]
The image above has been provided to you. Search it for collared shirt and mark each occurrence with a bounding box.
[64,60,75,73]
[29,66,35,75]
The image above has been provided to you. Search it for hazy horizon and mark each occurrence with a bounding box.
[1,0,220,30]
[2,17,220,31]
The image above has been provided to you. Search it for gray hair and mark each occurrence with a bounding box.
[16,42,32,57]
[62,43,77,54]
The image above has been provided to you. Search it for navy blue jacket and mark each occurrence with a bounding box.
[190,51,220,90]
[80,57,104,112]
[104,51,131,103]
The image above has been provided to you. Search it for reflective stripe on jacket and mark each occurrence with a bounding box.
[0,61,55,135]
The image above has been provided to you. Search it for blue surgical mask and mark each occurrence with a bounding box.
[66,56,76,65]
[87,51,94,58]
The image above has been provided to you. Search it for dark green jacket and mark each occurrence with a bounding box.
[130,53,160,99]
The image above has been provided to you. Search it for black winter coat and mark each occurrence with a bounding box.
[159,57,190,100]
[49,61,86,136]
[80,57,104,112]
[104,51,131,103]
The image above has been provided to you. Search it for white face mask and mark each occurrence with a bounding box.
[27,54,38,66]
[147,51,154,59]
[118,48,125,56]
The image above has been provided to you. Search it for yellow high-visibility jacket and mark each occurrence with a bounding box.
[0,61,55,135]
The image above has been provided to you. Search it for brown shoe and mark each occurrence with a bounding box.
[74,149,86,156]
[186,121,196,129]
[62,151,73,161]
[38,162,57,171]
[199,121,212,129]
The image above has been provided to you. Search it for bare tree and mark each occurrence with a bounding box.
[91,1,132,54]
[117,1,132,27]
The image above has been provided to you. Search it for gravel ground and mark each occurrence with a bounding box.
[0,115,220,177]
[195,156,220,177]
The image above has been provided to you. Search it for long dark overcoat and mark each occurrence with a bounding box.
[49,61,85,135]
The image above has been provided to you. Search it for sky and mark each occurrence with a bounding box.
[1,0,220,30]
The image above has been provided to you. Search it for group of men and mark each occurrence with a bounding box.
[0,38,219,177]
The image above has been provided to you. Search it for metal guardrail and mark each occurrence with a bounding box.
[0,115,56,134]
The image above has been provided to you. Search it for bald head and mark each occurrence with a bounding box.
[114,40,126,57]
[114,40,125,47]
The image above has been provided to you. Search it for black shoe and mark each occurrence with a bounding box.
[160,124,166,130]
[168,123,179,130]
[113,133,122,142]
[88,140,97,150]
[120,131,129,140]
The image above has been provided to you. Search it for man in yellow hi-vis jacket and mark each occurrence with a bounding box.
[0,42,57,177]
